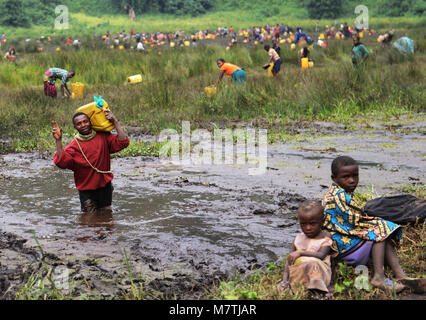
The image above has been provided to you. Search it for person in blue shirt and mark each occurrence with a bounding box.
[293,27,308,44]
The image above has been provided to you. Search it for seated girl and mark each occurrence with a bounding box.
[322,155,421,292]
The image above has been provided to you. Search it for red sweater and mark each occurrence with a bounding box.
[53,132,130,191]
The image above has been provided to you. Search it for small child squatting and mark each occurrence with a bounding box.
[278,200,333,295]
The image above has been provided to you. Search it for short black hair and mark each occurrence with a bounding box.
[298,200,324,219]
[264,44,270,50]
[331,156,358,177]
[69,70,75,77]
[217,58,225,63]
[72,112,89,125]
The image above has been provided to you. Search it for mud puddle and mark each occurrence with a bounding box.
[0,122,424,299]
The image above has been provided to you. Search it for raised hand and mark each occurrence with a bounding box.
[51,120,62,140]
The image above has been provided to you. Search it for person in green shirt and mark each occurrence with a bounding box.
[351,35,369,66]
[43,67,75,98]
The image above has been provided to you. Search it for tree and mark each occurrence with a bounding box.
[0,0,31,27]
[378,0,425,16]
[306,0,343,19]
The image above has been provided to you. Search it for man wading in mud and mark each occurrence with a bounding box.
[51,111,129,213]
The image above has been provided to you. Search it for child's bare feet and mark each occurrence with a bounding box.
[277,280,289,291]
[371,278,405,293]
[398,278,425,294]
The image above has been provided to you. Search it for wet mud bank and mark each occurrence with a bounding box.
[0,120,425,299]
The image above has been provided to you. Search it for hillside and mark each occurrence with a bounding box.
[0,0,424,30]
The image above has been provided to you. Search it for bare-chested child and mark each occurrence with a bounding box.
[278,200,333,295]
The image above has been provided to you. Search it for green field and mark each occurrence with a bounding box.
[2,11,425,38]
[0,12,425,154]
[1,19,425,154]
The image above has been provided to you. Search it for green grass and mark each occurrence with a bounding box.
[0,19,425,153]
[2,10,425,38]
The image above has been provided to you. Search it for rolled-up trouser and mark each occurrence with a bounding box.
[78,182,114,212]
[232,68,246,83]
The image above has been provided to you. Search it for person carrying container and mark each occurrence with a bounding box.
[216,58,246,85]
[263,44,282,78]
[51,107,129,213]
[43,67,75,98]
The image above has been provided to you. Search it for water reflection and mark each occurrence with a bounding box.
[78,207,114,228]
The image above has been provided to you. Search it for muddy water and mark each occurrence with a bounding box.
[0,122,425,298]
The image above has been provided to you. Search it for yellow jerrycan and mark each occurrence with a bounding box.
[204,85,217,97]
[301,57,309,69]
[267,62,274,77]
[74,96,115,132]
[127,74,142,84]
[308,60,314,68]
[71,82,85,99]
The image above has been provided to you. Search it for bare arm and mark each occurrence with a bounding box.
[104,110,127,141]
[288,245,331,264]
[51,120,63,157]
[281,241,297,285]
[216,70,225,85]
[63,83,72,96]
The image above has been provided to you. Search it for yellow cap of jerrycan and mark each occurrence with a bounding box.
[75,96,115,132]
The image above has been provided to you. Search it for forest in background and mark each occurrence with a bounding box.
[0,0,424,29]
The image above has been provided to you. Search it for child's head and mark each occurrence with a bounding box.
[264,44,270,51]
[297,200,324,238]
[331,156,359,193]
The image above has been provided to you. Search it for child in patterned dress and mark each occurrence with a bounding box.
[322,155,422,293]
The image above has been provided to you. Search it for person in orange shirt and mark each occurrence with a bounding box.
[216,58,246,85]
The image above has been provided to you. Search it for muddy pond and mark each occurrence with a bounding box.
[0,120,424,298]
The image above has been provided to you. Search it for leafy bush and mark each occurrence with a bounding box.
[0,0,30,27]
[305,0,343,19]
